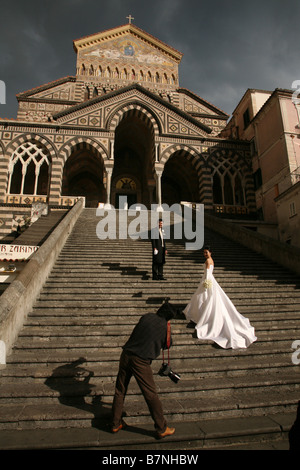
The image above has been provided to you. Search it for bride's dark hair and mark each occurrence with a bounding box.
[203,245,212,252]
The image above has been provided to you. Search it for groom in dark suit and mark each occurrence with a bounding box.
[151,219,167,280]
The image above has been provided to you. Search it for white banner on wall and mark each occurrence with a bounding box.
[0,244,39,261]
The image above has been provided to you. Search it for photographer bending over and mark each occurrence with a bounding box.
[111,301,176,439]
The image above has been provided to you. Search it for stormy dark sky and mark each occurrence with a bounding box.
[0,0,299,119]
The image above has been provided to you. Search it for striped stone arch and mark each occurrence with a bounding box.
[160,144,207,203]
[58,136,109,165]
[0,140,4,157]
[5,133,57,161]
[106,101,161,136]
[160,144,202,167]
[206,148,255,211]
[49,137,109,204]
[160,144,205,182]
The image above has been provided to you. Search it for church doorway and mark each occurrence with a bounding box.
[112,109,155,208]
[62,144,106,207]
[162,151,200,205]
[114,176,138,209]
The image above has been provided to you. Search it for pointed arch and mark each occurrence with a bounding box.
[207,148,255,212]
[7,139,52,196]
[106,101,161,136]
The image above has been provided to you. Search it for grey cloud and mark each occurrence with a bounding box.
[0,0,300,118]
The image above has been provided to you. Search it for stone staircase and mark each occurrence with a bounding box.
[13,209,68,247]
[0,208,299,450]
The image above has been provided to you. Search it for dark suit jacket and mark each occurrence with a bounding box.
[151,227,166,265]
[123,313,171,361]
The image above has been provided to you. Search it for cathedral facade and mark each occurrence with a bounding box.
[0,22,256,239]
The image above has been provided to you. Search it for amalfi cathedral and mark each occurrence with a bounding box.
[1,18,300,450]
[0,20,299,246]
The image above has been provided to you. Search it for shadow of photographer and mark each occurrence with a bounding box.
[44,357,111,431]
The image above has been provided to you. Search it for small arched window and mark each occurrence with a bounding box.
[84,86,90,100]
[234,174,245,206]
[8,141,51,196]
[213,173,222,204]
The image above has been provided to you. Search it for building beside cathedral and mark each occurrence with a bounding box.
[224,88,300,246]
[0,21,299,246]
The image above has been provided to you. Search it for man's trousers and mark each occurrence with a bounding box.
[111,350,167,433]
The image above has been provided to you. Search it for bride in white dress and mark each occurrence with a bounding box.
[184,246,257,349]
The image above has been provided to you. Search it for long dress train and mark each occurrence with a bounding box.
[183,264,257,349]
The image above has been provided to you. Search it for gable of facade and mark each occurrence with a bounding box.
[16,77,78,123]
[50,84,213,137]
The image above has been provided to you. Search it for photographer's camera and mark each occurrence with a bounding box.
[158,363,180,383]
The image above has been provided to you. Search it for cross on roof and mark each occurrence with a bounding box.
[126,14,134,24]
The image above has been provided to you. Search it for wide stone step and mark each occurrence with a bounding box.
[20,316,300,332]
[31,299,300,311]
[1,372,299,404]
[36,290,300,302]
[28,305,300,316]
[2,355,297,385]
[0,388,298,431]
[0,415,292,450]
[5,341,295,368]
[42,279,300,289]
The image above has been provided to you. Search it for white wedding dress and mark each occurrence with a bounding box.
[184,264,257,349]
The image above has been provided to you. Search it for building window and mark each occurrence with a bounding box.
[243,108,251,129]
[84,86,90,100]
[290,201,297,217]
[253,168,262,190]
[212,163,246,207]
[8,141,51,196]
[234,174,245,205]
[213,173,222,204]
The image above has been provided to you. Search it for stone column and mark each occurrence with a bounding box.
[105,167,113,207]
[155,143,159,162]
[110,140,114,160]
[155,170,163,211]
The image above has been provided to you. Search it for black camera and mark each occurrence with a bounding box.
[158,363,181,383]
